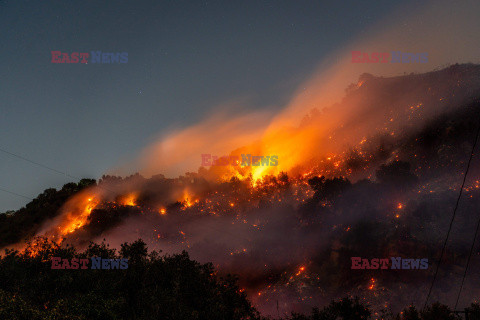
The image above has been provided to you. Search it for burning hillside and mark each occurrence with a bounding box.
[4,64,480,316]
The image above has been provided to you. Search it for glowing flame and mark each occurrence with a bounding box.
[252,166,269,183]
[181,190,199,208]
[119,193,138,206]
[296,266,306,276]
[57,192,101,238]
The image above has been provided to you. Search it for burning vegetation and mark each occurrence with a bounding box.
[2,64,480,316]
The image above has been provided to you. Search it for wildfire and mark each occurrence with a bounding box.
[119,193,138,206]
[13,64,478,317]
[41,188,142,242]
[59,193,100,237]
[296,266,306,276]
[368,278,376,290]
[181,189,200,208]
[252,166,269,183]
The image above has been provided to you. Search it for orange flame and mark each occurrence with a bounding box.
[181,189,198,208]
[63,197,96,234]
[119,193,138,206]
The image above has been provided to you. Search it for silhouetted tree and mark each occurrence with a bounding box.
[0,237,260,320]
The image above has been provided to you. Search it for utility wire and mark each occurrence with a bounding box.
[0,146,116,195]
[455,207,480,310]
[453,117,480,311]
[0,146,78,203]
[423,120,480,310]
[0,147,79,180]
[0,186,34,201]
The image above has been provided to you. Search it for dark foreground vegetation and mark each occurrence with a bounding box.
[0,238,478,320]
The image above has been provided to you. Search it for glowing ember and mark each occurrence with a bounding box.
[368,278,376,290]
[296,266,306,276]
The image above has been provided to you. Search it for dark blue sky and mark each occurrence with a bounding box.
[0,0,418,211]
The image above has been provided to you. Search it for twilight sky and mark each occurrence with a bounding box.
[0,0,432,211]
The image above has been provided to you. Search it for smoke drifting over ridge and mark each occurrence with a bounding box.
[125,0,480,180]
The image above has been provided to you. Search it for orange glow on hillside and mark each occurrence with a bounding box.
[119,193,138,206]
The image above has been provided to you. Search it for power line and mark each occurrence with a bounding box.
[455,208,480,310]
[0,147,84,201]
[423,119,480,310]
[0,146,91,201]
[0,147,79,180]
[454,121,480,310]
[0,146,117,195]
[0,186,34,201]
